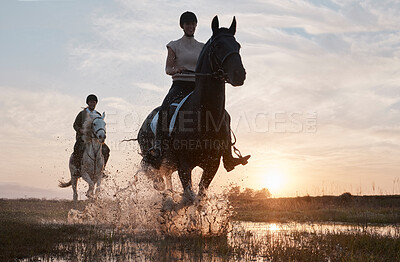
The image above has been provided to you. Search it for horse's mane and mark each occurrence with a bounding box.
[195,28,233,73]
[81,111,95,143]
[195,38,212,73]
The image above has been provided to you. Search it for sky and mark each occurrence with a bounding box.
[1,0,400,199]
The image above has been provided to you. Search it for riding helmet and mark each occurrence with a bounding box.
[180,11,197,28]
[86,94,98,104]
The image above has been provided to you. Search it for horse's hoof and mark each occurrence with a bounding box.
[180,190,196,206]
[161,197,176,212]
[86,192,94,199]
[180,198,193,207]
[153,177,166,191]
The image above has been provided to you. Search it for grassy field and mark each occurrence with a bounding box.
[230,194,400,224]
[1,196,399,261]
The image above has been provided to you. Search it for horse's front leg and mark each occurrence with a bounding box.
[94,158,104,196]
[198,162,219,198]
[69,157,79,203]
[178,166,195,206]
[159,165,174,193]
[81,171,95,198]
[95,173,102,195]
[71,176,78,203]
[164,169,174,193]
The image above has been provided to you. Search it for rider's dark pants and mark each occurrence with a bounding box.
[72,138,85,169]
[102,144,110,165]
[155,80,196,144]
[222,112,235,161]
[73,138,110,171]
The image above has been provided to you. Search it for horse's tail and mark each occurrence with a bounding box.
[59,180,72,188]
[121,138,138,142]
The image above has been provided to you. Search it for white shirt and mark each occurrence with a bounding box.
[167,35,204,82]
[86,108,100,119]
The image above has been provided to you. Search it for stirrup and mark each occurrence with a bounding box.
[224,155,251,172]
[144,146,162,169]
[147,146,161,158]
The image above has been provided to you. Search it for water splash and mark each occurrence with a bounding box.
[68,166,233,236]
[159,193,233,236]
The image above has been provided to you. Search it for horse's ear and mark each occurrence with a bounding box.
[228,16,236,35]
[211,15,219,35]
[102,112,106,119]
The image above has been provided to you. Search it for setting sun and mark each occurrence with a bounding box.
[262,168,286,192]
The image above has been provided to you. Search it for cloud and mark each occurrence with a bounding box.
[135,82,165,93]
[3,0,400,197]
[0,86,80,138]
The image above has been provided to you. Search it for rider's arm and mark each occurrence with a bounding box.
[165,47,185,75]
[73,111,83,134]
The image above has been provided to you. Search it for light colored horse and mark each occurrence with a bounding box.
[59,112,107,202]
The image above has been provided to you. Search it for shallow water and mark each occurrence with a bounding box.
[237,221,400,238]
[23,221,399,262]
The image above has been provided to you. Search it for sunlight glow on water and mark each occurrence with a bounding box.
[238,221,400,237]
[268,223,279,232]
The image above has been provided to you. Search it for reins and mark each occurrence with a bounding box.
[85,116,105,176]
[195,34,240,83]
[91,116,106,138]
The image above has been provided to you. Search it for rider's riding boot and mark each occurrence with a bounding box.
[103,148,110,178]
[72,152,82,177]
[145,139,163,169]
[104,154,109,166]
[102,144,110,167]
[223,151,251,172]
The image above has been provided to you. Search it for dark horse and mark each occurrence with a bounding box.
[136,16,246,205]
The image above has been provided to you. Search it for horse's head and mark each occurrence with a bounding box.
[209,15,246,86]
[92,112,106,144]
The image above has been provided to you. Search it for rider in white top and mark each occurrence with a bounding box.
[145,12,249,171]
[166,35,204,82]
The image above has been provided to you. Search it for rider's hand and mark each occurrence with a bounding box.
[174,66,186,74]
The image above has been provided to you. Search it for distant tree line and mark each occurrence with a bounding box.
[227,186,271,200]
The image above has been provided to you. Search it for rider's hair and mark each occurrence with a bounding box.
[86,94,98,104]
[180,11,197,28]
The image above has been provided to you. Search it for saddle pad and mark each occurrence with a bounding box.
[150,92,193,136]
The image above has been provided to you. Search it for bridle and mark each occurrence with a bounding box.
[87,116,105,164]
[91,116,106,139]
[196,34,240,83]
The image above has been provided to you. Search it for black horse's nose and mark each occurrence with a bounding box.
[233,68,246,84]
[235,69,246,76]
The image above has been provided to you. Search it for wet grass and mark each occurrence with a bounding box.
[230,229,400,261]
[230,194,400,224]
[1,197,400,261]
[0,199,88,261]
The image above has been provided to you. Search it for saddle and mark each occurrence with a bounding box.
[150,92,193,136]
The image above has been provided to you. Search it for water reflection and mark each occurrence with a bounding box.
[23,221,399,261]
[237,221,400,238]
